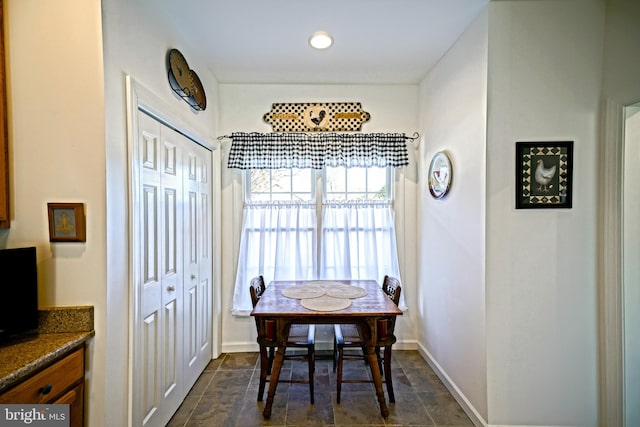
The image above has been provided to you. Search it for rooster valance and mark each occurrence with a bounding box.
[226,132,414,170]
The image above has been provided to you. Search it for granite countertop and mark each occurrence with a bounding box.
[0,306,94,393]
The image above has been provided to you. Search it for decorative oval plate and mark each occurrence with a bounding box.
[428,151,452,199]
[167,49,192,96]
[189,69,207,111]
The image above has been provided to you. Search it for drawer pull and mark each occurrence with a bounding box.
[39,384,53,395]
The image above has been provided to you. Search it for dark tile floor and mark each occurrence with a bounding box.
[167,350,474,426]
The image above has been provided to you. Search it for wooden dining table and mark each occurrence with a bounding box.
[250,279,402,419]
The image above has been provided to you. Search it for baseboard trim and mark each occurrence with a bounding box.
[417,343,488,427]
[221,338,419,356]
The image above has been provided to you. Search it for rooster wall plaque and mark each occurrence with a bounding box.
[263,102,371,132]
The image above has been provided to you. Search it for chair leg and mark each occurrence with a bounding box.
[361,344,368,364]
[308,345,315,404]
[332,335,337,372]
[336,344,344,403]
[383,345,395,403]
[258,346,269,401]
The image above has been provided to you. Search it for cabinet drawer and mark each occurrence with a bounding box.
[54,382,84,427]
[0,347,84,404]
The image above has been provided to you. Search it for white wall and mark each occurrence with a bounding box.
[101,0,220,426]
[602,0,640,105]
[4,0,106,423]
[486,1,604,426]
[6,0,223,424]
[417,9,489,423]
[217,84,419,352]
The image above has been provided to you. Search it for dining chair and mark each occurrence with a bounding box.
[250,276,316,403]
[333,275,401,403]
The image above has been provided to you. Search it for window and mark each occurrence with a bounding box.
[232,166,403,315]
[321,166,399,282]
[247,169,315,202]
[324,166,391,201]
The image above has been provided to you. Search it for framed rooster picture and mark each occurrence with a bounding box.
[515,141,573,209]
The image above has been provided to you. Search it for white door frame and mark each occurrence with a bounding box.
[599,99,624,427]
[125,75,222,425]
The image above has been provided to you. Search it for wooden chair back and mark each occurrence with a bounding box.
[382,275,401,306]
[250,275,266,307]
[377,276,401,344]
[250,276,276,344]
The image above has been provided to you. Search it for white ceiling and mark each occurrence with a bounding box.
[154,0,489,85]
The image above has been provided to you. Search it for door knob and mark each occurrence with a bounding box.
[167,285,175,292]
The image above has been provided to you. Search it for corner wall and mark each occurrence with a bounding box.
[602,0,640,104]
[417,9,489,423]
[485,1,604,425]
[101,0,220,426]
[4,0,106,423]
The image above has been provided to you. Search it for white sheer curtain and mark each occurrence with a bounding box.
[231,202,317,315]
[320,201,407,310]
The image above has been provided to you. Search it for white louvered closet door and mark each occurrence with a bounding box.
[133,110,212,427]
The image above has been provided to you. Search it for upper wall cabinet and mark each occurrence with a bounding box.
[0,0,9,229]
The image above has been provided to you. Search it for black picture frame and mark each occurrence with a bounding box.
[515,141,573,209]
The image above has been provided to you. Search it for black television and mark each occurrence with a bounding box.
[0,246,39,342]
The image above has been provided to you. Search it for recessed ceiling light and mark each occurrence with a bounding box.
[309,31,333,50]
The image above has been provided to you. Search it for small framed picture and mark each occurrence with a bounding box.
[515,141,573,209]
[47,203,86,242]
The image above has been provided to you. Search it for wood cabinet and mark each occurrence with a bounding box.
[0,347,85,427]
[0,0,9,229]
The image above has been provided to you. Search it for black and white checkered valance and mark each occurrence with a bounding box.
[227,132,410,169]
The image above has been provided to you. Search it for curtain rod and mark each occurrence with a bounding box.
[216,131,420,143]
